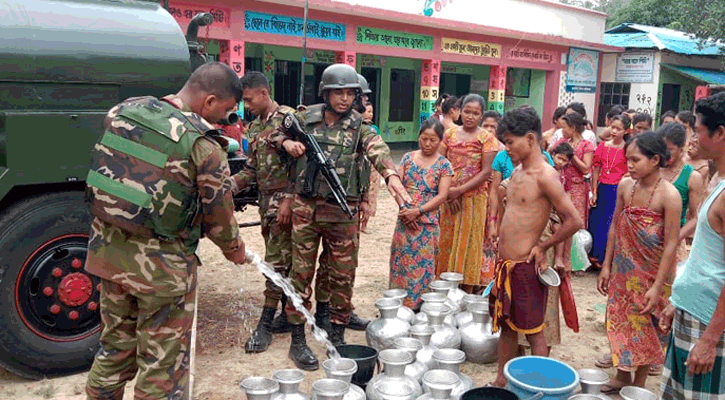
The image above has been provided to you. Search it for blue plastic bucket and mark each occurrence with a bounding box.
[504,356,579,400]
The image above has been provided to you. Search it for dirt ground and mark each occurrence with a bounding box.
[0,189,665,399]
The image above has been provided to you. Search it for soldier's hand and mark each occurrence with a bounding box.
[283,140,306,158]
[386,175,412,206]
[277,196,293,225]
[223,241,247,265]
[359,202,372,233]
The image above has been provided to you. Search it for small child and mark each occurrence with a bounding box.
[489,106,583,387]
[550,142,574,175]
[549,142,576,275]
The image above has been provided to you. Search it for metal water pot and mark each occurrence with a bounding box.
[366,298,411,351]
[242,377,280,400]
[322,358,366,400]
[384,289,415,324]
[366,349,423,400]
[422,303,461,349]
[312,379,350,400]
[415,370,460,400]
[439,273,467,313]
[409,324,436,370]
[414,293,455,326]
[394,337,428,384]
[428,281,461,313]
[272,369,310,400]
[453,295,487,328]
[428,350,473,400]
[459,302,499,364]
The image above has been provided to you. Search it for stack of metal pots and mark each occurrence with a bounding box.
[240,368,352,400]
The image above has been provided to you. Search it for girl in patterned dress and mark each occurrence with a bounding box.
[389,118,453,309]
[597,132,682,393]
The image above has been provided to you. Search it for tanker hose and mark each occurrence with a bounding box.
[186,12,214,42]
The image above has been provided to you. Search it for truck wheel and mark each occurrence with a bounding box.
[0,192,100,379]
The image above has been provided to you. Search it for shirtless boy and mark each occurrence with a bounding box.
[489,107,584,387]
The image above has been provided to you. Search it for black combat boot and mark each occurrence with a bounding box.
[270,296,293,333]
[329,323,347,347]
[288,324,319,371]
[245,307,276,353]
[314,302,332,336]
[346,311,370,331]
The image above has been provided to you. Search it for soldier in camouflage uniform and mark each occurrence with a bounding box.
[276,64,412,370]
[84,62,247,400]
[229,71,296,352]
[312,74,375,333]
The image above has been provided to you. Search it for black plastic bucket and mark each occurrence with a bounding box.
[461,387,543,400]
[335,344,379,387]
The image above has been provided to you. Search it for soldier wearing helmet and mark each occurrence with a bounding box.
[274,63,412,370]
[312,73,376,336]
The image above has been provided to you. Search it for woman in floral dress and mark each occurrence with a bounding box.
[389,118,453,309]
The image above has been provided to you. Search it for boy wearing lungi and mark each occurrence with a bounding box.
[660,92,725,399]
[488,107,583,388]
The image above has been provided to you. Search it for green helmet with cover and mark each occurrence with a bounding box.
[357,74,372,95]
[318,63,361,96]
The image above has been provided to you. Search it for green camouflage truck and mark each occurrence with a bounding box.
[0,0,255,379]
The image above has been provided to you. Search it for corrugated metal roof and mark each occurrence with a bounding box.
[604,23,723,56]
[662,64,725,85]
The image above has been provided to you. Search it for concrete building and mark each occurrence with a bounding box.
[602,23,725,127]
[166,0,621,142]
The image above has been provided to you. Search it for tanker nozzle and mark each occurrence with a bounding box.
[217,111,239,126]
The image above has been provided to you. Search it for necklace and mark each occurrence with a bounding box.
[604,145,622,175]
[666,161,684,183]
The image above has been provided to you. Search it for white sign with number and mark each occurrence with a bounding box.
[616,52,655,83]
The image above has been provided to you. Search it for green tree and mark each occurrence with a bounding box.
[560,0,725,47]
[676,0,725,46]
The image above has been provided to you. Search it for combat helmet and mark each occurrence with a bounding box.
[318,64,361,96]
[357,74,372,95]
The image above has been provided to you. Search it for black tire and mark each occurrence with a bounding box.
[0,192,100,379]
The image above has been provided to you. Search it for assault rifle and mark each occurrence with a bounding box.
[282,113,354,219]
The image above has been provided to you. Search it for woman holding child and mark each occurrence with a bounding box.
[437,94,499,292]
[550,111,595,228]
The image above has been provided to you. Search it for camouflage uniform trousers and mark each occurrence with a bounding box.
[260,192,293,309]
[86,280,195,400]
[286,197,359,325]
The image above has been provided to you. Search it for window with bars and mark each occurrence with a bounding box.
[597,82,631,127]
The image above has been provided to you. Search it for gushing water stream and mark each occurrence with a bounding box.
[244,250,341,359]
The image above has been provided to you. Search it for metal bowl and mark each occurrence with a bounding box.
[537,268,561,287]
[577,369,609,394]
[567,395,603,400]
[619,386,657,400]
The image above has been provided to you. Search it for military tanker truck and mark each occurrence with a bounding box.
[0,0,255,379]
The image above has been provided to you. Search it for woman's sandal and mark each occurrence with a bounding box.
[600,382,627,395]
[594,353,613,368]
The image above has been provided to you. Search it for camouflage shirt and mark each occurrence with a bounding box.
[84,94,243,296]
[231,103,295,216]
[273,105,398,200]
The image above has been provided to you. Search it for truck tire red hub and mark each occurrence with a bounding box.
[58,273,93,307]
